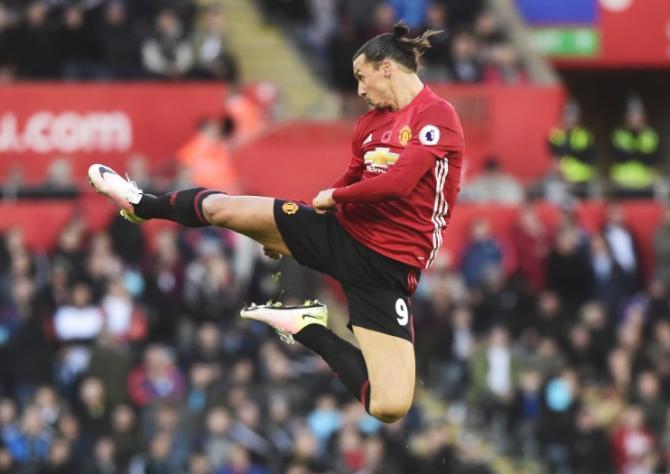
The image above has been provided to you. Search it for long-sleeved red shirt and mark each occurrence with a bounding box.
[331,85,464,269]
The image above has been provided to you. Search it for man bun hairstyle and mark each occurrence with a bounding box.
[354,20,442,72]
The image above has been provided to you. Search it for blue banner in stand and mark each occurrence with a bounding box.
[516,0,598,25]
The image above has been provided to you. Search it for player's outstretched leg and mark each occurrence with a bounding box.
[88,164,290,256]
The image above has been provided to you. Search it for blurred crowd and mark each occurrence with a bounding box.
[261,0,527,115]
[0,204,498,474]
[0,0,237,82]
[3,176,670,473]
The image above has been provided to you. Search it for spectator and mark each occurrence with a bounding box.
[327,17,364,116]
[2,405,52,466]
[388,0,429,29]
[547,228,593,311]
[418,2,451,82]
[611,406,657,474]
[109,405,141,469]
[75,377,111,442]
[219,443,270,474]
[127,344,186,407]
[510,205,549,292]
[83,436,117,474]
[469,326,520,427]
[570,407,614,474]
[142,8,194,79]
[53,281,104,342]
[634,371,666,438]
[0,4,15,81]
[482,39,527,85]
[447,30,482,83]
[13,1,60,79]
[57,4,102,79]
[460,158,525,204]
[99,1,143,79]
[460,218,503,288]
[40,437,74,474]
[190,6,238,82]
[603,204,641,299]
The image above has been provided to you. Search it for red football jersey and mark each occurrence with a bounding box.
[332,85,464,270]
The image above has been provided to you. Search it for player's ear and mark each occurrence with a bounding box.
[382,60,392,79]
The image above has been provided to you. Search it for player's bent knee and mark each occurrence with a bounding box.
[202,194,234,226]
[369,394,412,423]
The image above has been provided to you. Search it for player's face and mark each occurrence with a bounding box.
[353,55,392,110]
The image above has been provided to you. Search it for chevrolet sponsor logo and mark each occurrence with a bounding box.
[363,147,400,169]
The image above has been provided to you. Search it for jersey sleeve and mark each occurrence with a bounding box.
[330,117,366,188]
[332,145,435,203]
[408,103,464,160]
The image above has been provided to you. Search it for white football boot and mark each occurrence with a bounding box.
[240,301,328,344]
[87,164,145,223]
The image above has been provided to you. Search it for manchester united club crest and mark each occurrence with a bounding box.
[282,202,299,215]
[398,125,412,146]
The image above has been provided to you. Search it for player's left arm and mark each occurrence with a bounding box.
[314,105,463,209]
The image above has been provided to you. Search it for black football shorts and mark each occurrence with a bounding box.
[273,199,420,342]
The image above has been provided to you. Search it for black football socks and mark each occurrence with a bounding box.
[295,324,371,412]
[133,188,222,227]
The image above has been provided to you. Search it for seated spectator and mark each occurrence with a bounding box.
[468,326,520,425]
[101,278,147,342]
[190,6,238,82]
[82,436,118,473]
[142,8,194,80]
[418,2,451,82]
[219,443,270,474]
[53,281,104,342]
[510,205,549,292]
[42,437,74,473]
[547,228,593,311]
[58,4,102,79]
[611,406,658,473]
[447,29,482,83]
[363,2,396,39]
[0,4,16,81]
[473,9,505,46]
[42,157,77,193]
[99,1,143,79]
[13,1,60,79]
[482,39,528,85]
[75,377,111,441]
[2,405,52,466]
[570,407,613,474]
[327,17,364,116]
[388,0,429,29]
[127,344,186,407]
[609,95,661,195]
[460,157,525,204]
[460,218,503,288]
[109,405,141,469]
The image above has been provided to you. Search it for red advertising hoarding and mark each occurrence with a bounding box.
[0,83,228,182]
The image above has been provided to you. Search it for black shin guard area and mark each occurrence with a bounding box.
[295,325,371,411]
[134,188,221,227]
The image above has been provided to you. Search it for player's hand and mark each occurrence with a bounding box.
[312,188,337,214]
